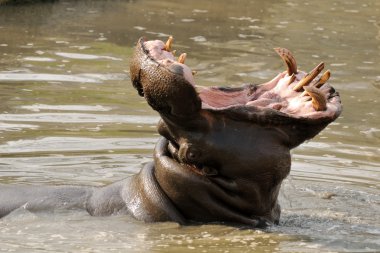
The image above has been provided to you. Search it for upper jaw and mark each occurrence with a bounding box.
[140,38,197,87]
[134,36,342,125]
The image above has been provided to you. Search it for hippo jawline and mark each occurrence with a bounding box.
[131,37,342,126]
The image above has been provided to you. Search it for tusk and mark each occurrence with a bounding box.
[303,86,327,111]
[178,53,187,64]
[313,70,331,88]
[293,62,324,91]
[274,47,298,75]
[164,36,173,51]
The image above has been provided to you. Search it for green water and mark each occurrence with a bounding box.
[0,0,379,252]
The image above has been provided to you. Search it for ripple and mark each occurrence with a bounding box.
[292,155,379,186]
[0,123,39,132]
[0,113,159,124]
[0,137,156,154]
[0,73,127,83]
[55,52,122,61]
[344,9,359,13]
[229,16,260,23]
[330,63,347,67]
[23,57,56,62]
[0,73,100,83]
[181,19,195,23]
[238,34,264,39]
[20,104,112,112]
[133,26,146,31]
[299,141,380,159]
[192,9,208,13]
[190,36,207,42]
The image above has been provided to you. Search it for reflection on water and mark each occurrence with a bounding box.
[0,0,379,252]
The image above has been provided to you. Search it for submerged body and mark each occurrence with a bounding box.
[0,37,341,226]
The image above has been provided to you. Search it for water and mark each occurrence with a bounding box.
[0,0,379,252]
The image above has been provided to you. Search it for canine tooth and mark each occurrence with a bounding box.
[165,36,173,51]
[293,62,324,91]
[178,53,187,64]
[314,70,331,88]
[274,47,298,75]
[303,86,327,111]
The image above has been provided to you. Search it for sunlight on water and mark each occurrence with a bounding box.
[0,0,379,252]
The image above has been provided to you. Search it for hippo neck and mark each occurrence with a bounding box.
[151,137,281,226]
[122,162,186,224]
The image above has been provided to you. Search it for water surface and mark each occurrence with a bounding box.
[0,0,379,252]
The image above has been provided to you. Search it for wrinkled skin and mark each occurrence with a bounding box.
[0,37,341,228]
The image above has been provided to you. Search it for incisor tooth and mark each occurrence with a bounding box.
[165,36,173,51]
[314,70,331,88]
[293,62,324,91]
[303,86,327,111]
[287,73,296,86]
[178,53,187,64]
[301,70,331,96]
[192,70,197,76]
[274,47,298,75]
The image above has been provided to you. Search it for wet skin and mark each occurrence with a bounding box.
[0,37,342,227]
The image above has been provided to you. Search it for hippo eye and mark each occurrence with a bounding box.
[186,148,201,162]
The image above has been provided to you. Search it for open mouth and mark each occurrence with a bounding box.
[141,36,341,122]
[130,37,342,225]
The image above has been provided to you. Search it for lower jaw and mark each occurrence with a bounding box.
[154,138,282,226]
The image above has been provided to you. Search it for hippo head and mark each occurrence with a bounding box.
[130,37,342,226]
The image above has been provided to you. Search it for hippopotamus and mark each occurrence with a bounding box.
[0,37,342,227]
